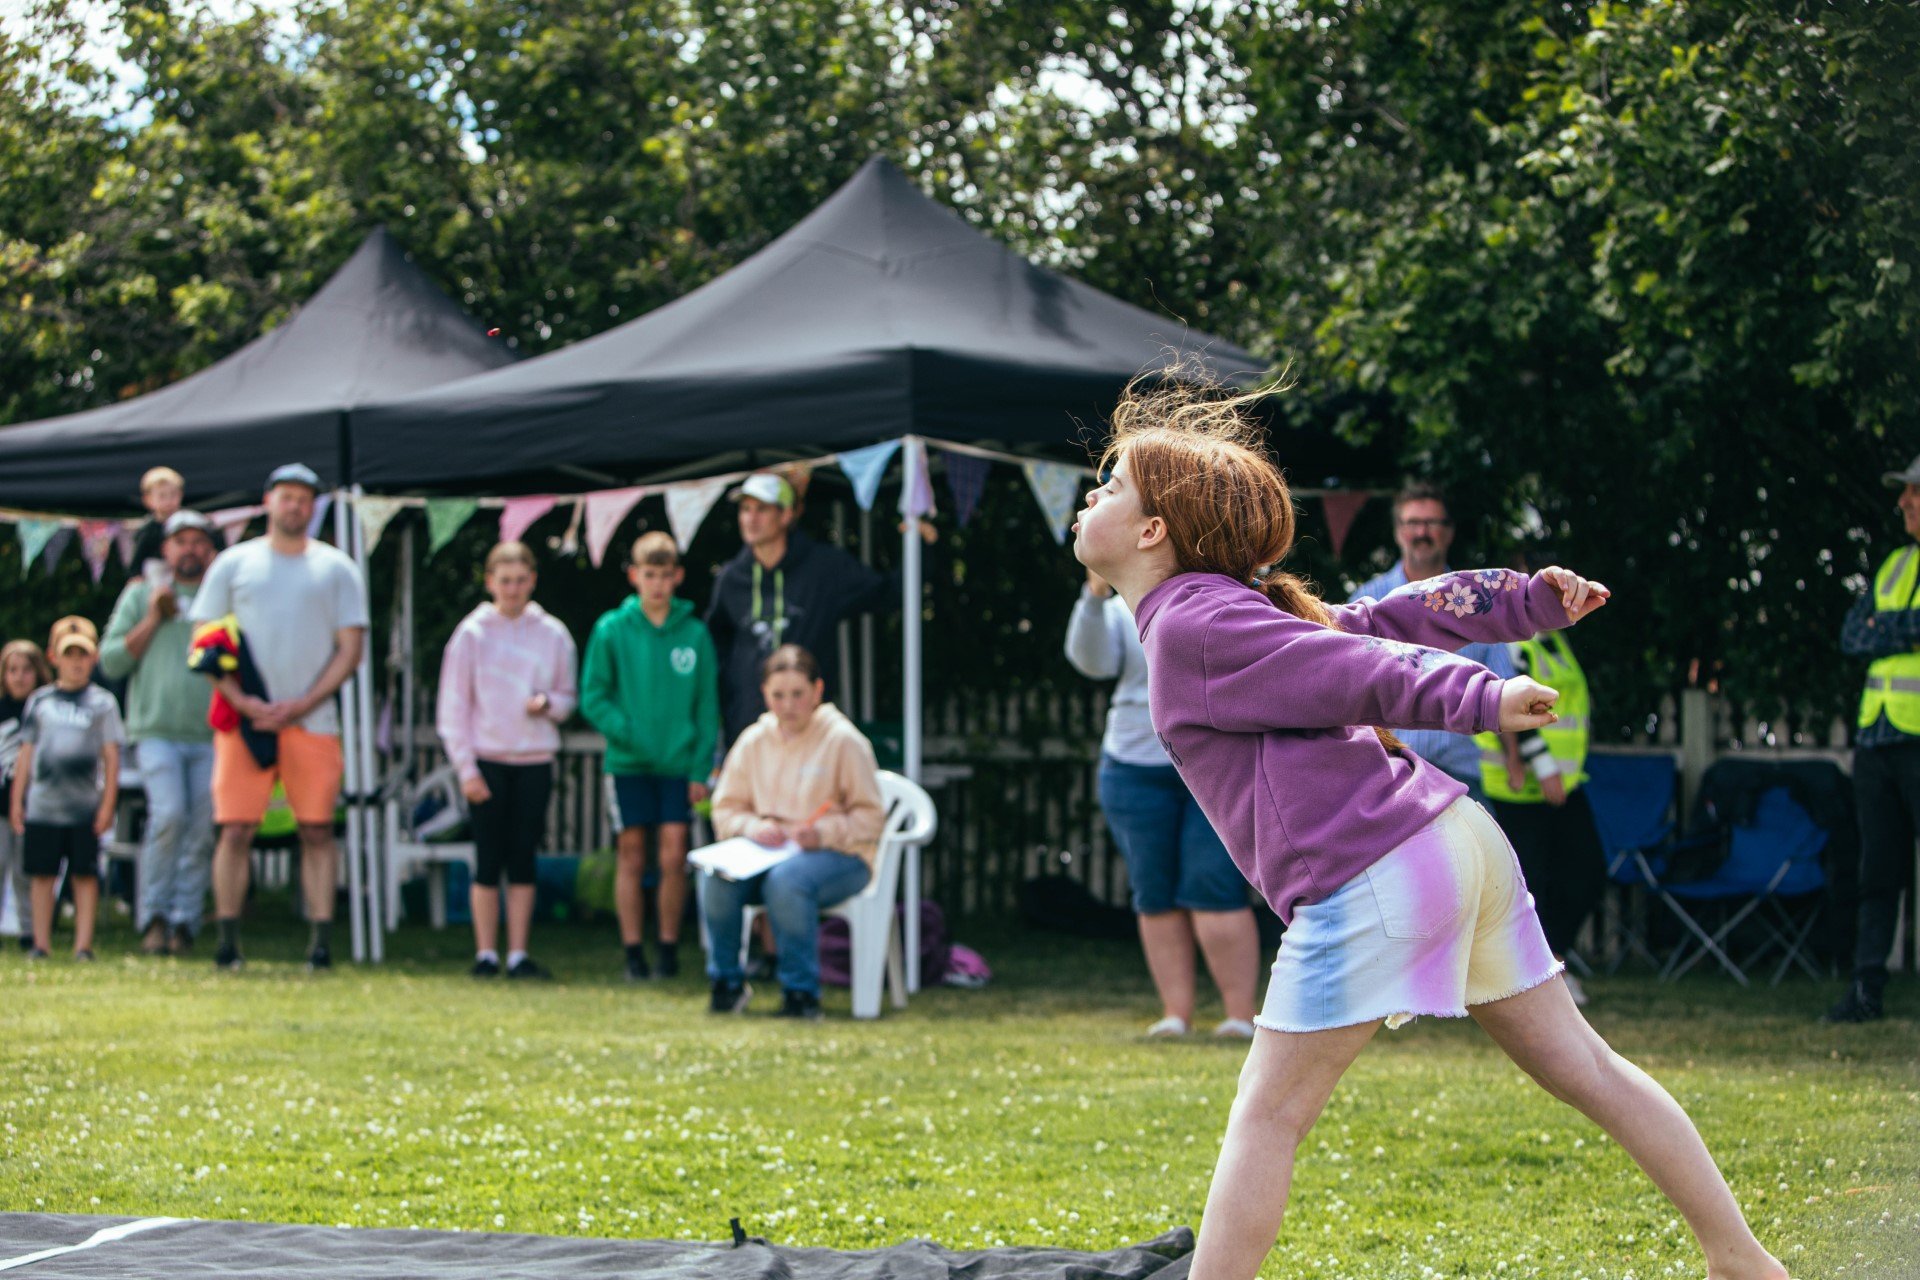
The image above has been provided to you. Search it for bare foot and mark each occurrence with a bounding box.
[1707,1251,1789,1280]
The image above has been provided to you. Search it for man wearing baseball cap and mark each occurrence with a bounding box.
[705,471,915,746]
[189,462,367,972]
[1830,452,1920,1021]
[100,509,219,955]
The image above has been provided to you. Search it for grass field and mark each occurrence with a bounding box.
[2,897,1916,1279]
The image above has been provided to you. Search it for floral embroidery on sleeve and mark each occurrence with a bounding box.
[1363,636,1453,671]
[1405,569,1525,618]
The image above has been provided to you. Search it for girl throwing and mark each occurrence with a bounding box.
[1072,380,1785,1280]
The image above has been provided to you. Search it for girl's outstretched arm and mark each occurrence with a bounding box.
[1333,567,1608,652]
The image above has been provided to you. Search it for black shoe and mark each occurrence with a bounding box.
[213,945,244,972]
[624,950,652,982]
[656,944,680,979]
[26,947,49,961]
[306,945,333,973]
[507,956,550,981]
[777,988,823,1021]
[73,949,95,963]
[709,979,751,1014]
[1823,981,1884,1024]
[470,956,501,978]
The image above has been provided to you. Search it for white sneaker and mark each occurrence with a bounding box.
[1213,1018,1256,1039]
[1145,1015,1190,1038]
[1562,972,1590,1007]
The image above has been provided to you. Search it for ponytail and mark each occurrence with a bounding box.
[1258,572,1406,755]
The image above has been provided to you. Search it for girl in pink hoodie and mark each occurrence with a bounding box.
[1073,378,1785,1280]
[437,541,578,980]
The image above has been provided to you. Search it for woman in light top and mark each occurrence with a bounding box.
[703,644,884,1021]
[1067,566,1259,1039]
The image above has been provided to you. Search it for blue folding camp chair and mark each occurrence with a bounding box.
[1583,752,1679,971]
[1658,786,1829,986]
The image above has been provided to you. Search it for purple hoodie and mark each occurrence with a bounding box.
[1136,568,1574,924]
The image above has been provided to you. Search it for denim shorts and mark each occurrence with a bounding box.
[1257,798,1562,1034]
[608,772,692,831]
[1097,755,1248,914]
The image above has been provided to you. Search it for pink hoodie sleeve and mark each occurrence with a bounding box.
[1330,569,1572,651]
[1193,598,1505,737]
[541,621,579,724]
[436,626,480,783]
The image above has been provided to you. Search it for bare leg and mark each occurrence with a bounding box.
[1470,977,1787,1280]
[1191,907,1262,1023]
[70,876,97,953]
[504,884,535,955]
[297,824,337,923]
[29,876,56,952]
[1139,910,1198,1023]
[1191,1020,1380,1280]
[655,823,689,945]
[614,826,647,946]
[471,884,500,955]
[211,824,253,920]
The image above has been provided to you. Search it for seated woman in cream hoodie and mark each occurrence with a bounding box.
[703,644,884,1020]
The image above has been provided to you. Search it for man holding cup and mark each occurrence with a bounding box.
[100,510,219,954]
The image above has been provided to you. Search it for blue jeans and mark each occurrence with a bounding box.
[1098,756,1246,914]
[135,739,215,933]
[701,851,870,996]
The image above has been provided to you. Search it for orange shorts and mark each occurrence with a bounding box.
[212,727,343,827]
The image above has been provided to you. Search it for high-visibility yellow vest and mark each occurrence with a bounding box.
[1857,544,1920,734]
[1475,632,1590,804]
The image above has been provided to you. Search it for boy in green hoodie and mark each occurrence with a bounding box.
[582,532,720,980]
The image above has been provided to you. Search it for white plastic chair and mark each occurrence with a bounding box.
[382,764,476,930]
[738,770,938,1019]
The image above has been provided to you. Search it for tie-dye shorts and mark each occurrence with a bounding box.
[1256,797,1563,1033]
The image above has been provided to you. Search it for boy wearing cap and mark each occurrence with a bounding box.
[7,617,124,960]
[101,509,218,955]
[189,463,367,972]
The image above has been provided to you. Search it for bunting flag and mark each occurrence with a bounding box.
[112,523,136,569]
[355,496,406,555]
[207,505,260,544]
[774,462,815,501]
[15,518,62,571]
[899,438,937,520]
[584,486,649,567]
[942,453,991,529]
[836,439,901,511]
[665,476,730,552]
[1320,491,1370,558]
[425,498,480,557]
[498,495,557,546]
[1021,459,1083,544]
[40,527,73,572]
[549,501,583,557]
[78,520,118,583]
[306,492,334,540]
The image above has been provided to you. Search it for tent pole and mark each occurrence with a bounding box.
[333,491,368,964]
[901,438,924,992]
[352,485,384,962]
[400,522,416,791]
[833,500,853,712]
[859,506,875,719]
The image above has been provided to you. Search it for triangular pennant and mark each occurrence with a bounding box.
[498,495,557,546]
[837,440,901,511]
[549,501,584,557]
[78,520,118,583]
[356,496,407,555]
[40,526,74,573]
[898,438,937,520]
[306,492,334,540]
[1021,459,1084,545]
[775,462,814,502]
[426,498,480,557]
[1321,491,1370,559]
[665,477,731,552]
[584,486,649,567]
[113,522,136,569]
[207,505,261,543]
[941,452,992,529]
[15,518,63,571]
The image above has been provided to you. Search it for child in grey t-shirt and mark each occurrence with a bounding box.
[8,617,123,960]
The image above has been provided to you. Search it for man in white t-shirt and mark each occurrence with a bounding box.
[190,463,368,971]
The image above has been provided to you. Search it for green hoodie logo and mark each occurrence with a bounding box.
[670,646,698,676]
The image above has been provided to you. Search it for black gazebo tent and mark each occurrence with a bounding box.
[350,158,1270,489]
[0,227,513,512]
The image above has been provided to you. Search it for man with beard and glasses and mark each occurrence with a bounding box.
[190,464,367,972]
[101,510,221,956]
